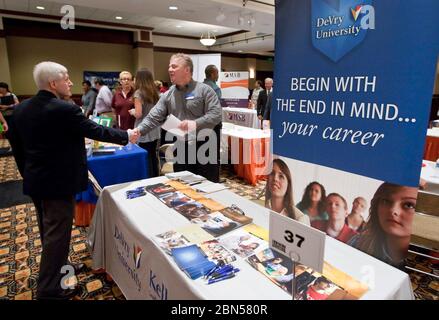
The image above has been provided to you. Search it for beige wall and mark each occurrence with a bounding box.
[6,34,274,95]
[256,58,274,71]
[0,38,11,88]
[133,47,154,76]
[221,56,248,72]
[153,51,173,83]
[153,35,207,51]
[7,36,134,95]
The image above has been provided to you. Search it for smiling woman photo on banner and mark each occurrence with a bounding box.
[265,158,310,226]
[348,183,417,269]
[296,181,328,223]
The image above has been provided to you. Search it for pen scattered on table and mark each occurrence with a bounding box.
[125,186,147,199]
[204,262,240,285]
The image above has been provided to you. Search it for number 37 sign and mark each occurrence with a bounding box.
[269,211,326,273]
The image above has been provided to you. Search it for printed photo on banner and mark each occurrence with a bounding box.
[265,156,417,269]
[272,0,439,271]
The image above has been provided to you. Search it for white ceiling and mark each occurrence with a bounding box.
[0,0,275,55]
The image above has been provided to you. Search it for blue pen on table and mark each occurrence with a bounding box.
[203,261,225,279]
[207,271,236,285]
[211,264,234,276]
[210,267,240,280]
[204,265,219,279]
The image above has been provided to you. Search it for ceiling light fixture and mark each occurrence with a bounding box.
[169,6,178,10]
[176,25,182,28]
[200,31,216,47]
[115,16,123,20]
[36,6,45,10]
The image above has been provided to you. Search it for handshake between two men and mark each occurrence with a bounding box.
[126,120,197,144]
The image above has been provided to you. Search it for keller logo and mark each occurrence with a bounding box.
[311,0,375,62]
[149,270,168,300]
[133,244,142,269]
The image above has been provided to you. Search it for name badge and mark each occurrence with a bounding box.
[185,93,195,100]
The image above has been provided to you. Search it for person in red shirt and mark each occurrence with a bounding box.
[112,71,135,129]
[304,277,331,300]
[312,193,357,243]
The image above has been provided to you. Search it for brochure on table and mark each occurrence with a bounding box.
[123,175,368,299]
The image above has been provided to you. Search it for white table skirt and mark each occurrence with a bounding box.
[87,176,413,300]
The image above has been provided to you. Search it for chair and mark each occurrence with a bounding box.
[159,143,174,175]
[408,190,439,275]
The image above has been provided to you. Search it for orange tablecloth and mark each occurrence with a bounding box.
[75,202,96,227]
[424,135,439,161]
[229,136,271,185]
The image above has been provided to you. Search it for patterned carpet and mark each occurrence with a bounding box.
[0,138,437,300]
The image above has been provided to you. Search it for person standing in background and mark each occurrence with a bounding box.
[0,82,19,129]
[81,80,97,118]
[249,80,263,109]
[256,78,273,123]
[130,68,161,177]
[0,82,19,151]
[94,78,113,120]
[112,71,135,129]
[203,65,222,99]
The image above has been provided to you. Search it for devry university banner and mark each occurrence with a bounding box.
[272,0,439,187]
[220,72,250,108]
[268,0,439,271]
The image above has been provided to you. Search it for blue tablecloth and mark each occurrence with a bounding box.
[77,144,149,203]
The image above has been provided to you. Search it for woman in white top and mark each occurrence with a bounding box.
[265,158,310,226]
[249,80,263,109]
[130,69,161,177]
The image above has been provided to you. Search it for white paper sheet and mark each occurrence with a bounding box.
[162,114,186,138]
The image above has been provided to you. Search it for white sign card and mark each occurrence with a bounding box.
[269,210,325,273]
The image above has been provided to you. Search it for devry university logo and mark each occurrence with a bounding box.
[311,0,375,62]
[133,243,142,269]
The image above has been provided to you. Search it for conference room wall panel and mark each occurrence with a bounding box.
[7,36,134,95]
[256,58,274,72]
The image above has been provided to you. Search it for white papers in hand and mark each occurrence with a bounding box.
[162,114,186,138]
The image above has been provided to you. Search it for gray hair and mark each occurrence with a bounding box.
[33,61,68,90]
[265,77,273,83]
[171,53,193,74]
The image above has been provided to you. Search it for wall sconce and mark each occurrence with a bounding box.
[249,68,255,79]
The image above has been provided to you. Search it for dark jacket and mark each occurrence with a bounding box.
[9,90,129,198]
[256,89,268,117]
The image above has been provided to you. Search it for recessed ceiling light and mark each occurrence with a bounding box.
[169,6,178,10]
[237,50,243,53]
[36,6,45,10]
[115,16,123,20]
[176,25,182,28]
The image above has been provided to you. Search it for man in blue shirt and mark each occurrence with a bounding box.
[203,64,222,99]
